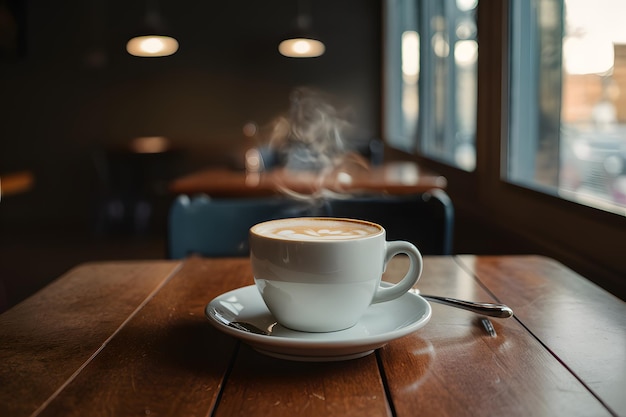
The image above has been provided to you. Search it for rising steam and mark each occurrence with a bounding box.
[261,88,370,201]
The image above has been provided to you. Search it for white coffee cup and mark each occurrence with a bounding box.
[249,217,423,332]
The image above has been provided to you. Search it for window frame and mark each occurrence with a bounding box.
[485,1,624,297]
[385,0,626,297]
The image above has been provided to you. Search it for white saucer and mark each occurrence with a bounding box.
[205,284,432,362]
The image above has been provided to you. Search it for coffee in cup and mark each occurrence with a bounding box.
[249,217,423,332]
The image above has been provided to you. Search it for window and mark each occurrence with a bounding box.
[386,0,626,215]
[508,0,626,216]
[383,0,626,297]
[384,0,478,171]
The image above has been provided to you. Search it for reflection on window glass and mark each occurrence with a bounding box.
[384,0,419,151]
[508,0,626,215]
[402,30,420,136]
[384,0,477,171]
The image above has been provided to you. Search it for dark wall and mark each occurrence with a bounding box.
[0,0,382,231]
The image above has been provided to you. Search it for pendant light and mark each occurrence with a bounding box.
[278,0,325,58]
[127,0,178,57]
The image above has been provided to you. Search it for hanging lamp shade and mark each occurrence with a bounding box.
[279,4,325,58]
[127,2,178,57]
[278,36,325,58]
[127,35,178,57]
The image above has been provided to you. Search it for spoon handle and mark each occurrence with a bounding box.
[421,294,514,318]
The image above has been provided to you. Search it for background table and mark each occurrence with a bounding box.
[0,170,34,198]
[1,255,624,417]
[168,161,447,197]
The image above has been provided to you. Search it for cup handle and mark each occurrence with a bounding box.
[371,241,423,304]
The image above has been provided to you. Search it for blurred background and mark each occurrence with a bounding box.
[1,0,625,310]
[0,0,383,308]
[0,0,381,232]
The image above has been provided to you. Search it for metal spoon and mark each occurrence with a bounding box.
[209,290,513,338]
[410,289,513,318]
[210,307,270,335]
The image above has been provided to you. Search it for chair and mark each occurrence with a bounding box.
[168,189,454,258]
[326,189,454,255]
[167,195,322,258]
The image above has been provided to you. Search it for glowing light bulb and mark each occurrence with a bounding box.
[140,38,165,54]
[293,40,312,54]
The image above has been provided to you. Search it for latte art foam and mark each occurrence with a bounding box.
[253,218,381,241]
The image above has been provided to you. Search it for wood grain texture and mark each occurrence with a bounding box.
[0,260,181,417]
[380,257,612,417]
[35,257,252,417]
[456,255,626,416]
[215,345,391,417]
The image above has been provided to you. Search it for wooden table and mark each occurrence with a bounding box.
[1,255,624,417]
[0,170,34,199]
[168,161,447,198]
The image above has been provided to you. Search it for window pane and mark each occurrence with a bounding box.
[384,0,420,151]
[384,0,478,171]
[422,0,478,171]
[508,0,626,215]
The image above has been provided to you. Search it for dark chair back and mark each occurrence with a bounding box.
[327,189,454,255]
[168,189,454,258]
[168,195,320,258]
